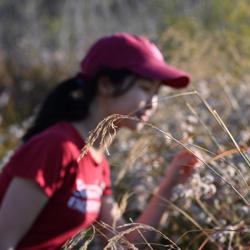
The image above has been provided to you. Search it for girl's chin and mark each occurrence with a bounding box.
[123,120,146,131]
[135,121,146,131]
[116,116,148,131]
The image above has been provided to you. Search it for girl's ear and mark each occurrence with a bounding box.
[97,76,115,96]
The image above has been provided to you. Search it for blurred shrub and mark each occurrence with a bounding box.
[160,0,250,79]
[1,1,250,248]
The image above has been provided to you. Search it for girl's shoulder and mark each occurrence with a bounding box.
[10,122,85,165]
[25,121,85,148]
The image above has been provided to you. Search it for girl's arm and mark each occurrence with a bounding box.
[99,150,199,248]
[0,177,49,250]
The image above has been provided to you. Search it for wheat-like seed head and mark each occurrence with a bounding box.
[77,114,131,162]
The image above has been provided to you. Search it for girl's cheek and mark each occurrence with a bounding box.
[152,95,159,110]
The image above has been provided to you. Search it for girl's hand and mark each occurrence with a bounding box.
[164,150,200,187]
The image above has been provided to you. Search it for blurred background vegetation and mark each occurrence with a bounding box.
[1,0,250,151]
[1,0,250,249]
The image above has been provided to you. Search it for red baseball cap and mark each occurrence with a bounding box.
[80,33,191,88]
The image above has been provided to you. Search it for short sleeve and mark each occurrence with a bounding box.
[102,159,112,196]
[8,134,72,197]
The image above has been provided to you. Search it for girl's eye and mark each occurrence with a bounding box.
[140,85,160,96]
[140,84,152,92]
[138,79,160,94]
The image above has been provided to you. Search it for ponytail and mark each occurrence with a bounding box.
[22,69,134,142]
[22,74,97,142]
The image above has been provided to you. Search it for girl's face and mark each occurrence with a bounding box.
[101,76,161,131]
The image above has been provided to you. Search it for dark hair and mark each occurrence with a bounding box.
[22,69,135,142]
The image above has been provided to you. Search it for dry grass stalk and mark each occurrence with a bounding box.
[212,109,250,167]
[195,197,220,227]
[217,75,240,111]
[111,193,130,228]
[157,90,198,103]
[78,114,129,162]
[154,193,211,241]
[212,146,248,161]
[185,101,223,151]
[72,89,249,248]
[175,229,207,245]
[177,226,250,250]
[105,223,181,250]
[227,230,234,250]
[195,91,250,168]
[80,227,96,250]
[128,218,154,250]
[139,119,250,205]
[198,238,209,250]
[62,226,95,250]
[191,143,250,193]
[77,90,198,164]
[104,224,140,250]
[115,135,152,185]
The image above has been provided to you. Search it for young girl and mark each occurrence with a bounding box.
[0,33,198,249]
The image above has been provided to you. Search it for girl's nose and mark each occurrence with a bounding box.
[146,95,158,111]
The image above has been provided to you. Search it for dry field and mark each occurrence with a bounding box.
[1,14,250,250]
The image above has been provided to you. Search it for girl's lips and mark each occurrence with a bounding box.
[135,112,150,122]
[140,115,149,122]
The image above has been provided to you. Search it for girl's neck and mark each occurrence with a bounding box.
[72,97,119,162]
[72,121,105,164]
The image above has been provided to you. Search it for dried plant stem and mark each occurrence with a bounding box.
[154,193,213,242]
[157,90,198,103]
[115,136,152,185]
[217,75,240,111]
[185,231,209,250]
[212,109,250,167]
[175,229,210,245]
[95,221,144,249]
[78,90,201,162]
[190,143,250,193]
[140,119,250,206]
[80,226,95,250]
[128,218,154,250]
[125,90,198,123]
[95,219,178,249]
[78,114,127,161]
[186,102,223,151]
[195,91,250,168]
[63,226,95,250]
[195,196,221,227]
[80,112,250,205]
[227,231,234,250]
[198,238,209,250]
[104,223,181,250]
[179,227,248,250]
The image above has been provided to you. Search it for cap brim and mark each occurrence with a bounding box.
[131,60,191,88]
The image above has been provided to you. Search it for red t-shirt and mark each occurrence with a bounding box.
[0,122,112,250]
